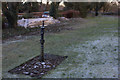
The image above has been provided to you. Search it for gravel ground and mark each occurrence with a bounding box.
[8,54,67,78]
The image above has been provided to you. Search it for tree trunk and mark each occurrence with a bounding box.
[95,2,99,16]
[2,2,19,28]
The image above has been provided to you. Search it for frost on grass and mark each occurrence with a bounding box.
[43,34,118,78]
[18,17,60,28]
[67,34,118,78]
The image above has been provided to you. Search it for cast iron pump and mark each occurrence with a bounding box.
[40,21,45,62]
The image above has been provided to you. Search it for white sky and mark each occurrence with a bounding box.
[21,0,119,5]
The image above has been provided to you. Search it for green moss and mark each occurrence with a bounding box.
[93,46,97,49]
[62,73,66,75]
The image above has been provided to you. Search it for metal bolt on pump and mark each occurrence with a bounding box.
[40,21,45,62]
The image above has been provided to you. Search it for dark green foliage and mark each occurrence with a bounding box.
[62,73,66,75]
[114,49,117,51]
[49,2,59,19]
[64,2,107,17]
[93,46,97,49]
[76,3,89,18]
[64,2,89,18]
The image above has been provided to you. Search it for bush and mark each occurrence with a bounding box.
[64,2,88,18]
[78,3,88,18]
[49,2,59,19]
[79,8,88,18]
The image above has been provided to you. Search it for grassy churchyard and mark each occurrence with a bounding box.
[2,16,118,78]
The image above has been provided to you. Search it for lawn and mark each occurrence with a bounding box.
[2,15,118,78]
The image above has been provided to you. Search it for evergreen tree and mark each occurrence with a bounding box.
[64,2,89,18]
[49,2,59,19]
